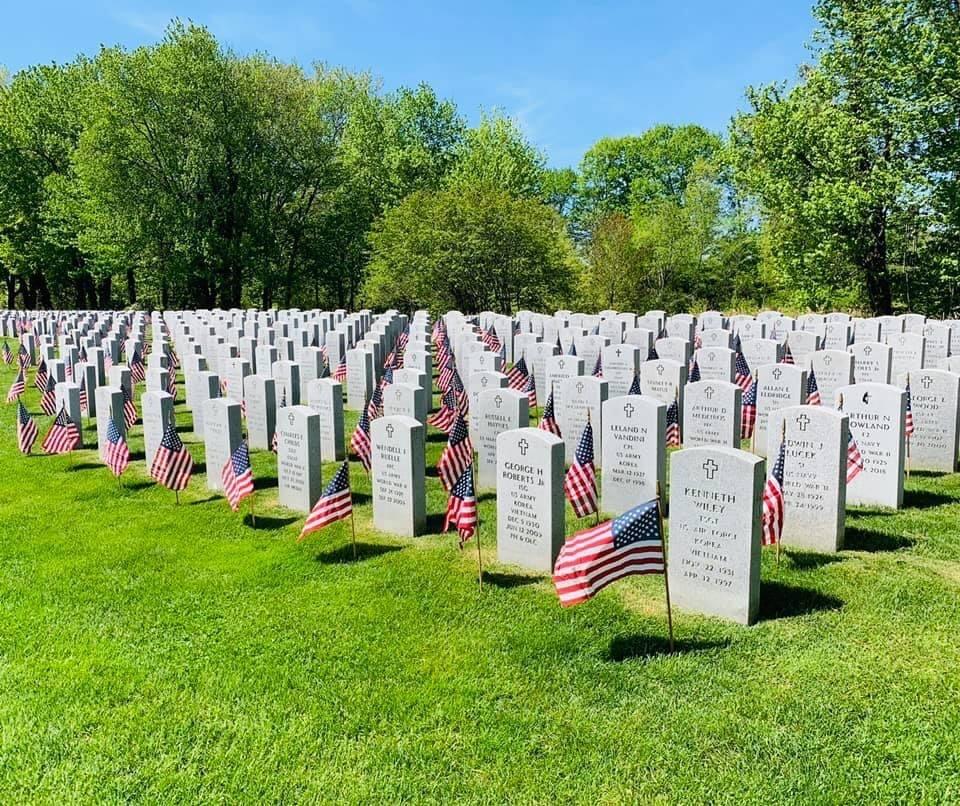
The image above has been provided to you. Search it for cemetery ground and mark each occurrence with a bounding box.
[2,356,960,801]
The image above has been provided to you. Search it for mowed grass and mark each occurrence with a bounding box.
[1,341,960,803]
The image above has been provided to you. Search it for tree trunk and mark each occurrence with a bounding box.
[126,266,136,306]
[5,271,15,308]
[863,207,892,315]
[98,276,112,309]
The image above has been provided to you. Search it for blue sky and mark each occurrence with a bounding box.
[3,1,816,168]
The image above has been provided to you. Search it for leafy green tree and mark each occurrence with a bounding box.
[364,185,578,313]
[447,112,546,198]
[731,0,960,315]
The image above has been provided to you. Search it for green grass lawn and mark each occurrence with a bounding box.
[2,343,960,802]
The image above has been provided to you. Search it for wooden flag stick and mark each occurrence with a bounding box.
[776,417,786,568]
[656,481,674,654]
[349,508,358,561]
[175,490,180,505]
[473,456,483,589]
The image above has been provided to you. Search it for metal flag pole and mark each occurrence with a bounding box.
[655,481,675,654]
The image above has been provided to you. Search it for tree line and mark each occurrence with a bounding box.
[1,1,959,316]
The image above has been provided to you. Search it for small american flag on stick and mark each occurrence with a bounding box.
[539,387,561,436]
[6,368,25,403]
[564,418,598,518]
[105,418,131,477]
[221,441,254,511]
[444,465,478,548]
[17,400,38,454]
[350,407,373,472]
[761,430,786,546]
[150,423,193,492]
[42,406,81,454]
[553,498,665,608]
[298,461,353,541]
[438,414,474,492]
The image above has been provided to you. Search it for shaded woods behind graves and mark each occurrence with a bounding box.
[2,1,960,316]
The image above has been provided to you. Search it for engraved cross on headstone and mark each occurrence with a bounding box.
[518,438,529,456]
[576,381,584,394]
[772,367,783,380]
[704,386,715,399]
[656,364,664,376]
[863,345,873,356]
[703,458,719,480]
[796,413,810,431]
[494,394,503,408]
[386,423,394,438]
[922,375,933,389]
[623,403,635,419]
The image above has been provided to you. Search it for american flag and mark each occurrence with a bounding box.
[628,373,642,396]
[482,327,501,353]
[437,354,456,392]
[781,343,795,365]
[396,327,409,354]
[761,435,786,546]
[905,377,915,437]
[451,370,469,416]
[523,370,537,408]
[105,418,131,477]
[444,465,478,548]
[42,405,81,454]
[167,367,178,400]
[1,343,11,365]
[846,430,864,483]
[438,413,474,491]
[568,341,577,356]
[428,387,458,433]
[564,418,598,517]
[381,363,394,387]
[6,368,25,403]
[694,332,703,350]
[806,368,822,405]
[741,376,757,439]
[165,345,180,370]
[78,375,88,415]
[122,384,138,428]
[553,498,664,607]
[592,353,603,378]
[539,389,562,436]
[665,396,681,448]
[506,356,529,390]
[221,441,254,511]
[129,348,145,384]
[648,344,659,361]
[219,377,228,397]
[104,352,113,372]
[334,356,347,382]
[150,422,193,491]
[40,381,57,415]
[688,358,701,383]
[17,344,30,368]
[299,460,353,541]
[16,400,37,454]
[319,357,330,379]
[34,358,48,391]
[733,336,752,391]
[350,407,373,472]
[366,384,383,420]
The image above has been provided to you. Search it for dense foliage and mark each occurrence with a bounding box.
[2,1,959,315]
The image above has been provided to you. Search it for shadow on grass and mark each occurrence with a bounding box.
[191,462,206,476]
[481,570,541,588]
[253,475,278,491]
[606,634,729,661]
[905,488,955,509]
[477,490,497,504]
[844,526,914,552]
[426,431,447,444]
[785,550,845,570]
[128,450,145,462]
[757,580,843,622]
[314,542,403,564]
[244,513,298,530]
[122,480,155,491]
[65,462,102,471]
[188,495,220,505]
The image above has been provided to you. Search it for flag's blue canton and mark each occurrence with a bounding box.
[568,342,577,356]
[689,360,701,383]
[107,417,123,444]
[323,460,351,496]
[735,340,751,377]
[575,420,594,465]
[451,464,474,498]
[161,425,185,451]
[452,370,464,393]
[449,414,469,445]
[231,441,251,475]
[628,374,642,395]
[666,399,679,427]
[771,439,785,484]
[611,499,661,550]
